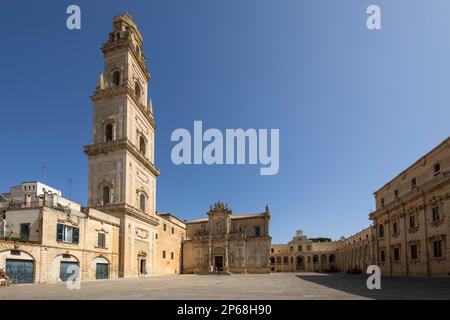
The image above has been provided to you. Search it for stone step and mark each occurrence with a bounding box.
[196,271,232,275]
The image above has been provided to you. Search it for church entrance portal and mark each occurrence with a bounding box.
[296,256,305,271]
[214,256,223,272]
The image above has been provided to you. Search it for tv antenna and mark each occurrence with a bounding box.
[42,165,48,183]
[67,178,74,199]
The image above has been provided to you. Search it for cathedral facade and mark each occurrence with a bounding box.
[182,202,271,274]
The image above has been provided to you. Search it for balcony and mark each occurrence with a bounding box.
[0,231,41,244]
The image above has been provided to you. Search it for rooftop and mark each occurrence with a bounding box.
[187,213,266,224]
[373,135,450,194]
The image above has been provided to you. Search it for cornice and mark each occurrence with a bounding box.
[370,171,450,220]
[90,203,159,226]
[84,138,160,177]
[90,86,156,130]
[101,39,150,81]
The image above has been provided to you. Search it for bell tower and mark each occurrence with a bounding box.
[84,13,159,277]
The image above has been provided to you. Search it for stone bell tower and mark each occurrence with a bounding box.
[84,13,159,277]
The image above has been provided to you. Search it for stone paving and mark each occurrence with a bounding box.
[1,272,450,300]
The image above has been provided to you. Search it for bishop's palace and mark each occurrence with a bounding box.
[1,14,450,284]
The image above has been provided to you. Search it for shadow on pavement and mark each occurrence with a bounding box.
[296,273,450,300]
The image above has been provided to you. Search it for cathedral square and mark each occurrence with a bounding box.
[1,11,450,300]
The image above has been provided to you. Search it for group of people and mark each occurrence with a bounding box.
[0,269,11,287]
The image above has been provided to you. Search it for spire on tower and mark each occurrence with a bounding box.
[97,72,105,90]
[148,98,153,114]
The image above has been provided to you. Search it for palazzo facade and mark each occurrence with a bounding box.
[369,136,450,277]
[272,137,450,277]
[270,230,340,273]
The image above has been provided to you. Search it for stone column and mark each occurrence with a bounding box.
[244,240,248,274]
[225,241,229,272]
[274,255,277,272]
[209,239,213,272]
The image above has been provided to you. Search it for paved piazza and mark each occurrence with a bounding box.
[1,272,450,300]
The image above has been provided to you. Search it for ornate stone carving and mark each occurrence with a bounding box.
[57,213,80,226]
[135,228,149,239]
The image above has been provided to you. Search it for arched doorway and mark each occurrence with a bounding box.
[91,256,109,280]
[53,254,79,282]
[1,249,35,284]
[296,256,305,270]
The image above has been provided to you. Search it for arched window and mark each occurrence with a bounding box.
[116,32,121,40]
[112,71,121,86]
[103,186,110,205]
[139,137,146,155]
[140,194,146,212]
[105,124,113,142]
[135,81,141,98]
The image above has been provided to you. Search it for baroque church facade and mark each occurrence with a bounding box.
[183,202,271,274]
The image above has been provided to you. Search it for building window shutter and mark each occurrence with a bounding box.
[57,224,63,241]
[73,228,80,244]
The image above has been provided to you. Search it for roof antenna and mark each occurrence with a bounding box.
[42,165,48,183]
[67,178,74,199]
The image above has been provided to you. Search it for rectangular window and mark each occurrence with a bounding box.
[56,224,79,244]
[409,215,416,229]
[171,252,174,260]
[171,227,174,234]
[410,245,418,260]
[97,233,106,248]
[379,225,384,238]
[380,250,385,262]
[163,224,167,231]
[433,162,441,176]
[155,233,158,240]
[393,222,399,235]
[381,198,385,206]
[411,178,417,189]
[20,223,30,240]
[10,250,21,256]
[432,206,440,222]
[255,227,261,237]
[162,250,166,259]
[394,189,399,198]
[433,240,443,258]
[394,248,400,261]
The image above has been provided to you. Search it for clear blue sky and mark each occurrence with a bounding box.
[1,1,450,243]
